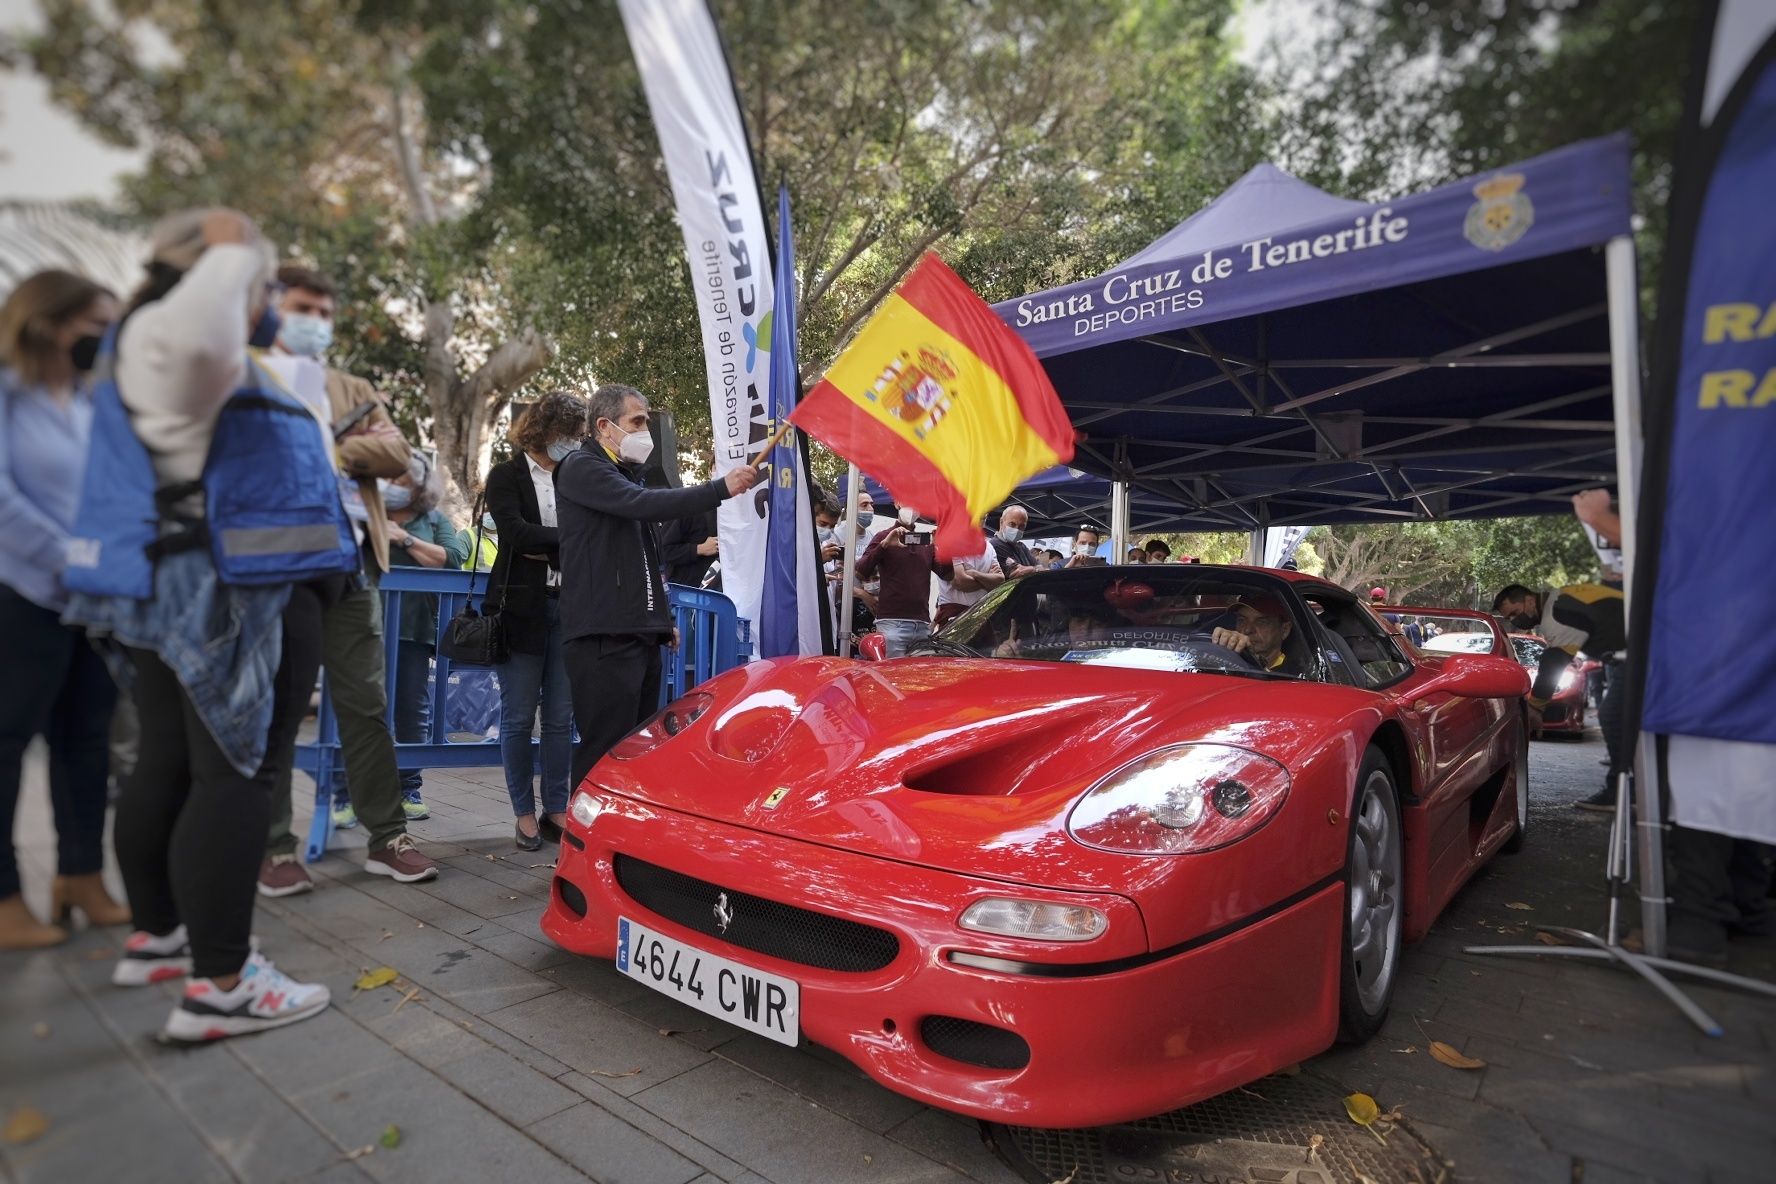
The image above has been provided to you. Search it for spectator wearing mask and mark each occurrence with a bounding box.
[382,452,467,820]
[856,507,953,656]
[836,490,880,630]
[1126,546,1146,564]
[555,384,760,787]
[1492,581,1626,810]
[464,510,498,572]
[988,504,1042,579]
[257,265,438,898]
[0,269,128,949]
[61,208,349,1039]
[1065,525,1106,568]
[1144,539,1171,564]
[483,391,586,850]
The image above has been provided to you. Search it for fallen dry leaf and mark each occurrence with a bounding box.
[863,1154,872,1163]
[3,1107,49,1145]
[658,1028,684,1037]
[1392,1045,1417,1054]
[380,1124,402,1149]
[1049,1169,1078,1184]
[1306,1133,1325,1163]
[1504,901,1534,911]
[344,1145,376,1161]
[379,931,394,942]
[586,1067,643,1079]
[1343,1092,1381,1127]
[354,966,400,991]
[31,1023,49,1040]
[1428,1041,1486,1070]
[392,987,423,1014]
[1534,931,1563,946]
[484,854,498,862]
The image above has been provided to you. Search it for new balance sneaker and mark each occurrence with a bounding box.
[113,925,193,986]
[400,788,430,821]
[331,801,359,830]
[257,854,315,898]
[364,834,438,883]
[160,952,330,1043]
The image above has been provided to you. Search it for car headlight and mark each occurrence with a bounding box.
[568,790,601,829]
[1066,743,1291,854]
[958,898,1107,942]
[1556,668,1577,693]
[610,692,714,760]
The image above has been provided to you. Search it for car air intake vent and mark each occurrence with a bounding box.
[920,1015,1032,1070]
[613,854,900,973]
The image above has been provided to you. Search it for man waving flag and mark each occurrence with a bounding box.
[790,254,1075,560]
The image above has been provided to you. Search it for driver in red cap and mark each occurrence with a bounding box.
[1210,594,1301,674]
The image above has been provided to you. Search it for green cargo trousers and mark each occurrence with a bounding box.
[267,576,408,857]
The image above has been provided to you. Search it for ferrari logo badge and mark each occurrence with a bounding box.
[1463,172,1534,252]
[761,786,791,810]
[713,892,734,935]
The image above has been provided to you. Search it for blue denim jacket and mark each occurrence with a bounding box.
[64,549,290,777]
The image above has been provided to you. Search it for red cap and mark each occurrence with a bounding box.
[1369,586,1388,601]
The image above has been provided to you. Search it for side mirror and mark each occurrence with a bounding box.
[857,633,888,662]
[1405,653,1530,703]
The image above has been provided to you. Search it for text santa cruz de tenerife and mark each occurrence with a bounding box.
[1013,207,1411,338]
[700,148,771,467]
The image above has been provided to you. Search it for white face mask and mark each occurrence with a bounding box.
[617,427,654,465]
[546,437,578,463]
[998,526,1022,543]
[897,507,918,527]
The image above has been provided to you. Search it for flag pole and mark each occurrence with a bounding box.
[839,462,861,657]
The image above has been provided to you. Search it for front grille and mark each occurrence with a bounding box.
[920,1015,1031,1070]
[1543,703,1571,723]
[613,854,900,973]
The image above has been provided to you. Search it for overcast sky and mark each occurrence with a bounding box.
[1,0,144,202]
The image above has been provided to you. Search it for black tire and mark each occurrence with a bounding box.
[1503,715,1530,854]
[1336,749,1404,1044]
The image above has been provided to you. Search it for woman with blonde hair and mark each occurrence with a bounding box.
[62,208,356,1041]
[0,268,128,948]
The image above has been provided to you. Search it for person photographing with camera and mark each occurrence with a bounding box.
[855,505,954,657]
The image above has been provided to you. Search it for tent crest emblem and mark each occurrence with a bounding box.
[1464,172,1535,251]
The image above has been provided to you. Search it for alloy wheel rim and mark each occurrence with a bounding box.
[1348,770,1402,1013]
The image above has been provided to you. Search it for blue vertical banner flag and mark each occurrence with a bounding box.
[759,186,824,657]
[1633,2,1776,845]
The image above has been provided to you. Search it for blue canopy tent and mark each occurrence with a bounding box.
[838,466,1225,537]
[992,134,1642,560]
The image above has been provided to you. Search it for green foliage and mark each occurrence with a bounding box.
[1309,515,1598,607]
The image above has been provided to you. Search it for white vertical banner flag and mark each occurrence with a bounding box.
[618,0,773,632]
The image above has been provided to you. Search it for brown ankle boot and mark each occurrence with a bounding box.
[0,894,68,950]
[52,873,131,928]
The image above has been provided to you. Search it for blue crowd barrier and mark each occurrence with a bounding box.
[293,568,750,862]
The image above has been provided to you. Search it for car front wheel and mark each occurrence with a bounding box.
[1337,750,1403,1043]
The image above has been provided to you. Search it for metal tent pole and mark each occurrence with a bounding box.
[1467,233,1774,1033]
[838,462,861,658]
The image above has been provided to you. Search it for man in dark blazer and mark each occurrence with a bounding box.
[555,384,760,785]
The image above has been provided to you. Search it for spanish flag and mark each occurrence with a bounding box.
[791,253,1075,560]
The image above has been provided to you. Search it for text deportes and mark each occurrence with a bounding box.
[1013,207,1411,337]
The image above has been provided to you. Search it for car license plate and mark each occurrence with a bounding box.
[617,917,799,1046]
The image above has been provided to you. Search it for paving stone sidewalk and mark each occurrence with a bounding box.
[3,733,1772,1184]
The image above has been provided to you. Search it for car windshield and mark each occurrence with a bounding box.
[1510,636,1546,667]
[1422,632,1495,655]
[922,567,1312,679]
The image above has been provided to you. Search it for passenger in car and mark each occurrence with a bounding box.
[1209,595,1302,675]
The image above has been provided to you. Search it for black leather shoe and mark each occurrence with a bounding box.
[538,815,564,844]
[514,822,542,852]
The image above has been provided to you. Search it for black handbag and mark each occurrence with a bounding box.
[439,493,510,667]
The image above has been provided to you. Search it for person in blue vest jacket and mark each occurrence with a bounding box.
[61,208,355,1043]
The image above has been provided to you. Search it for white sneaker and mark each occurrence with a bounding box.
[160,951,330,1043]
[113,925,193,986]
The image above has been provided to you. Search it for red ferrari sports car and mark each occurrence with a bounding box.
[1509,634,1591,735]
[542,566,1530,1128]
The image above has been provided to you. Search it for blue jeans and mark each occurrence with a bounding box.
[498,598,572,818]
[875,618,931,658]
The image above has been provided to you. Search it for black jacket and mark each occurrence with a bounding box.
[658,508,719,589]
[554,446,728,641]
[482,456,560,656]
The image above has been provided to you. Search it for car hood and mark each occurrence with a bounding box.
[592,657,1371,892]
